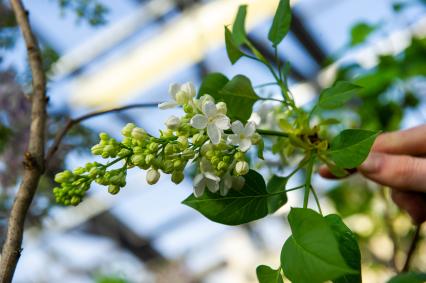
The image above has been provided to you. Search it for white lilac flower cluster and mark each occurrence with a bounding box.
[54,82,262,205]
[159,82,262,197]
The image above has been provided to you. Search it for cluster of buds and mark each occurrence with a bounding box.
[54,82,264,206]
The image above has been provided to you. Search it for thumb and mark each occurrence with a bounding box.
[358,152,426,192]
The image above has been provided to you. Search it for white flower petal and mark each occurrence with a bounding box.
[190,114,208,129]
[244,121,256,136]
[207,124,221,144]
[206,179,219,193]
[194,182,206,197]
[193,173,204,186]
[231,120,244,134]
[214,114,230,130]
[227,134,240,145]
[158,101,178,109]
[181,82,196,98]
[239,138,252,152]
[203,101,217,117]
[168,83,181,100]
[204,172,220,182]
[220,182,230,196]
[248,112,261,126]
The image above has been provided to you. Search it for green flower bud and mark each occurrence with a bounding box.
[165,115,180,130]
[148,142,159,152]
[163,160,174,173]
[183,104,193,113]
[121,123,136,137]
[122,137,132,146]
[70,196,81,206]
[192,133,206,145]
[173,160,183,169]
[91,144,104,155]
[146,168,160,185]
[200,143,213,155]
[118,148,132,157]
[131,154,145,165]
[217,161,227,170]
[108,185,120,195]
[235,161,249,176]
[164,143,174,155]
[73,167,86,175]
[177,136,188,148]
[222,156,230,163]
[234,151,245,161]
[145,154,155,165]
[88,167,100,178]
[211,156,220,166]
[133,146,143,154]
[131,127,147,141]
[99,132,109,141]
[171,171,184,184]
[103,145,115,155]
[55,170,73,183]
[205,150,214,159]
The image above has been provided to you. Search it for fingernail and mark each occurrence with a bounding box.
[359,152,382,173]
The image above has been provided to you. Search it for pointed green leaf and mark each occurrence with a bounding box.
[214,75,259,122]
[266,175,288,213]
[387,272,426,283]
[281,208,356,283]
[328,129,379,168]
[198,72,229,97]
[325,214,361,283]
[225,26,244,64]
[316,81,361,111]
[350,22,376,46]
[182,170,287,225]
[268,0,292,47]
[256,265,283,283]
[232,5,247,46]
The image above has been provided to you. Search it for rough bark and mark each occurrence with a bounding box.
[0,0,47,282]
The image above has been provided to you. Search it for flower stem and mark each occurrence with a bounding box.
[303,156,315,208]
[310,186,322,215]
[256,129,289,138]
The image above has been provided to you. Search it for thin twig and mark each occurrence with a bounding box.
[45,102,160,164]
[402,224,422,272]
[0,1,47,282]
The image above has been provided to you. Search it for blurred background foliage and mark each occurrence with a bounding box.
[0,0,425,282]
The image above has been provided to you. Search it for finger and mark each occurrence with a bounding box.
[372,124,426,155]
[319,165,339,179]
[359,152,426,192]
[391,190,426,224]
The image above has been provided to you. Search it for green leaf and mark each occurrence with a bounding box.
[328,129,379,169]
[325,214,361,283]
[225,26,244,64]
[256,265,283,283]
[266,175,288,214]
[316,81,361,111]
[268,0,292,47]
[215,75,259,122]
[350,22,376,46]
[281,208,355,283]
[198,72,229,97]
[387,272,426,283]
[232,5,247,46]
[182,170,287,225]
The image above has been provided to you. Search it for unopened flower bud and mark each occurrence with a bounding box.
[173,160,183,169]
[164,143,174,155]
[131,154,144,165]
[163,160,174,173]
[70,196,81,206]
[55,170,73,183]
[91,144,104,155]
[171,171,184,184]
[235,161,249,175]
[234,151,245,161]
[99,132,109,141]
[146,168,160,185]
[108,185,120,195]
[205,150,214,159]
[216,102,227,114]
[131,127,147,141]
[183,104,193,113]
[149,142,159,152]
[145,154,155,165]
[211,156,220,166]
[177,136,188,148]
[121,123,136,137]
[217,161,227,170]
[182,148,195,159]
[192,133,206,145]
[200,143,213,155]
[165,115,181,130]
[73,167,85,175]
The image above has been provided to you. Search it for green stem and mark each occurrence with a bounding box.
[285,185,305,193]
[259,97,286,103]
[256,129,289,138]
[303,156,315,208]
[310,186,322,215]
[254,82,279,88]
[103,155,130,169]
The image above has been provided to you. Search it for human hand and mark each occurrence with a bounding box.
[320,124,426,224]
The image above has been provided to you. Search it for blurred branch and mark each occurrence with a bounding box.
[0,0,47,282]
[45,102,160,165]
[402,224,422,272]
